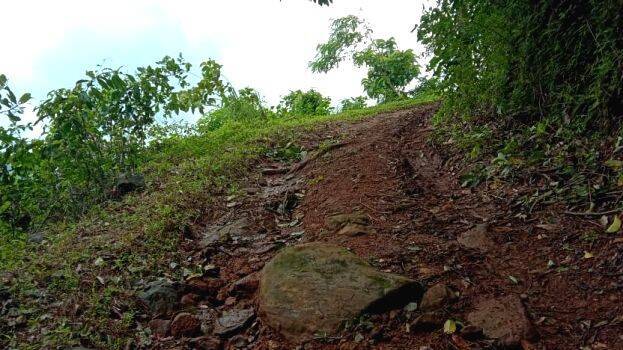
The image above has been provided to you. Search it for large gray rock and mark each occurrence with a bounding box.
[259,243,423,341]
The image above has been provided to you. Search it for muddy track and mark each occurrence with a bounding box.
[162,104,623,349]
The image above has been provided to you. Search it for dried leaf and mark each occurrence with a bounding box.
[583,251,594,259]
[444,319,457,334]
[606,215,621,233]
[508,275,519,284]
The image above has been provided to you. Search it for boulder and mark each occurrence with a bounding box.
[467,296,536,347]
[259,243,423,341]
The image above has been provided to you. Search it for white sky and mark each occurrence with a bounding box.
[0,0,430,136]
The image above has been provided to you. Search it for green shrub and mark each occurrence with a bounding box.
[277,89,332,116]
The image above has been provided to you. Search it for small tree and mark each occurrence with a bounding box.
[310,16,420,103]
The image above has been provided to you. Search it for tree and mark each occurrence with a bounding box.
[310,16,420,103]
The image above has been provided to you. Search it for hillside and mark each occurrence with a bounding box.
[3,99,622,349]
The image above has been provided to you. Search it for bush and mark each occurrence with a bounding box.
[339,96,367,112]
[197,87,270,132]
[277,89,332,116]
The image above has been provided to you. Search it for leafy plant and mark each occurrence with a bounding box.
[339,96,367,112]
[278,89,332,116]
[197,87,270,132]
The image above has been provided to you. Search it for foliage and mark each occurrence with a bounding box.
[278,89,332,116]
[419,0,623,209]
[353,38,420,102]
[311,16,420,102]
[0,56,226,234]
[339,96,367,112]
[197,87,270,132]
[0,75,34,234]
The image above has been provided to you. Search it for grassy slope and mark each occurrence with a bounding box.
[0,95,436,349]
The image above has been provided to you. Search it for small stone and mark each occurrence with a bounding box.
[354,333,365,343]
[27,232,44,244]
[460,325,483,340]
[457,224,495,252]
[203,264,220,277]
[467,296,535,347]
[187,277,223,295]
[412,312,444,331]
[138,280,179,316]
[420,283,454,311]
[337,223,374,237]
[191,336,223,350]
[170,312,201,337]
[148,319,171,337]
[404,302,418,313]
[229,273,259,295]
[228,334,248,348]
[181,293,200,307]
[213,308,255,336]
[202,218,250,248]
[115,173,145,195]
[267,340,281,350]
[327,212,369,229]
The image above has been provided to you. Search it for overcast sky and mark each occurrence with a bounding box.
[1,0,429,135]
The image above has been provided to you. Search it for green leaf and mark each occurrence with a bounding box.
[606,215,621,233]
[19,93,32,104]
[0,201,10,214]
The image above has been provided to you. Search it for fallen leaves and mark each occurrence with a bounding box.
[605,215,621,233]
[443,319,457,334]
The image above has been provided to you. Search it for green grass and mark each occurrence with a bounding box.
[0,95,436,349]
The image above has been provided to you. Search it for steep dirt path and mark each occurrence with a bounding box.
[156,104,623,349]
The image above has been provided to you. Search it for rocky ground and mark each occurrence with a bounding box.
[73,104,623,348]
